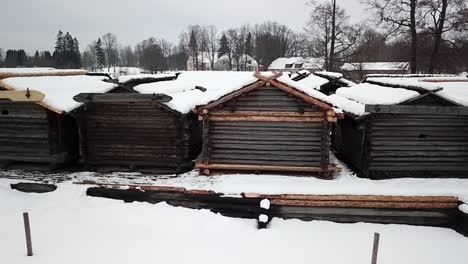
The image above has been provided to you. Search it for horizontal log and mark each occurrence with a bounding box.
[211,134,323,142]
[73,93,173,103]
[211,149,321,156]
[212,139,323,146]
[210,154,322,162]
[270,199,458,209]
[195,162,340,172]
[366,104,468,115]
[212,143,322,151]
[210,111,332,117]
[209,159,322,167]
[212,121,322,128]
[243,193,458,203]
[209,115,330,122]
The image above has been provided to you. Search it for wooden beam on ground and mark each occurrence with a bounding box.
[0,90,45,102]
[268,199,458,209]
[73,93,173,103]
[195,162,341,173]
[365,104,468,115]
[241,193,458,203]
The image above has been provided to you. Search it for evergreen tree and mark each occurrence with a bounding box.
[53,30,64,68]
[218,34,229,58]
[95,38,106,69]
[73,38,81,67]
[33,50,40,66]
[188,29,198,70]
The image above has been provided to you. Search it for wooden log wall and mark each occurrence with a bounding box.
[0,102,52,163]
[367,114,468,179]
[200,86,333,173]
[81,102,196,174]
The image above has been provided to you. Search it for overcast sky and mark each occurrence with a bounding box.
[0,0,367,54]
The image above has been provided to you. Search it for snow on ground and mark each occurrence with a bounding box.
[1,179,467,264]
[0,76,118,113]
[4,155,468,202]
[460,204,468,214]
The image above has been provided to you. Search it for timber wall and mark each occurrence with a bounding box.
[334,114,468,179]
[200,86,333,175]
[80,102,199,174]
[0,101,79,166]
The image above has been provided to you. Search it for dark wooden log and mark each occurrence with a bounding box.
[73,93,172,103]
[202,113,210,165]
[11,183,57,193]
[23,212,33,256]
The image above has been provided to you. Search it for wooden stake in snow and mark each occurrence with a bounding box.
[371,232,380,264]
[23,212,33,256]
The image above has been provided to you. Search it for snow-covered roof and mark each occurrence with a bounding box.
[268,57,324,70]
[0,68,87,79]
[0,76,118,113]
[367,76,468,107]
[295,74,329,90]
[341,62,410,71]
[118,73,178,84]
[331,83,421,116]
[134,71,337,114]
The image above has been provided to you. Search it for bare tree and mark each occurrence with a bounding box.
[254,21,294,68]
[365,0,422,73]
[305,1,360,71]
[82,41,97,70]
[206,25,218,70]
[0,48,4,66]
[420,0,468,73]
[101,33,119,71]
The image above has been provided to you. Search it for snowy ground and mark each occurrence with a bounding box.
[1,179,467,264]
[2,156,468,203]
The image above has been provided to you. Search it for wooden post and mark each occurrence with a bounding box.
[371,232,380,264]
[23,212,33,256]
[201,112,210,166]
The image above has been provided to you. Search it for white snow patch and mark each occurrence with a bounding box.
[0,76,117,112]
[460,204,468,214]
[260,199,270,210]
[258,214,269,223]
[315,71,343,79]
[295,74,329,89]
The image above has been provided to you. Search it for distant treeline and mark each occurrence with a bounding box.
[1,0,467,73]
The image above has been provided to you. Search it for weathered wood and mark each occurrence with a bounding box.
[73,93,173,103]
[209,115,327,122]
[23,212,33,256]
[242,193,458,203]
[365,105,468,116]
[0,90,45,102]
[202,114,210,165]
[195,162,341,172]
[210,111,335,117]
[269,199,458,209]
[371,233,380,264]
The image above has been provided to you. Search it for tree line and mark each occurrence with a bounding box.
[1,0,467,73]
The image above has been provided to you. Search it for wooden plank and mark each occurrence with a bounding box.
[269,199,458,209]
[366,104,468,115]
[195,162,341,172]
[202,114,210,165]
[242,193,458,203]
[0,90,45,102]
[210,111,334,117]
[73,93,173,103]
[209,115,326,122]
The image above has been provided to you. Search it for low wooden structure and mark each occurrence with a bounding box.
[195,72,340,178]
[0,90,79,168]
[0,75,116,170]
[73,93,201,174]
[333,81,468,179]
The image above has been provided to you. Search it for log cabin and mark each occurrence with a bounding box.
[184,71,341,178]
[73,73,199,174]
[0,75,117,169]
[331,77,468,179]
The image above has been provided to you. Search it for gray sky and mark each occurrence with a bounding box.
[0,0,366,54]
